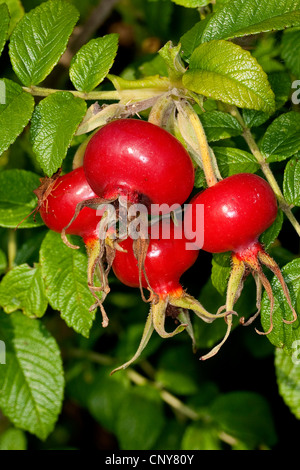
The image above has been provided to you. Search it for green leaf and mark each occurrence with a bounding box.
[180,16,211,62]
[0,3,10,57]
[0,311,64,440]
[261,258,300,352]
[9,0,79,86]
[116,385,165,450]
[0,169,43,229]
[213,147,260,178]
[199,111,243,142]
[275,347,300,420]
[30,92,86,176]
[0,264,48,318]
[210,391,277,448]
[181,423,221,450]
[0,0,24,36]
[260,111,300,162]
[281,28,300,77]
[259,209,284,250]
[201,0,300,42]
[0,78,34,156]
[211,252,231,296]
[40,231,96,337]
[70,34,119,92]
[182,40,275,113]
[171,0,210,6]
[0,428,27,450]
[283,155,300,206]
[0,249,7,275]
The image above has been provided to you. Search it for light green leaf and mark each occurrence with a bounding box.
[275,347,300,420]
[171,0,210,6]
[261,259,300,353]
[181,423,221,450]
[260,111,300,162]
[40,231,97,337]
[9,0,79,86]
[0,0,24,35]
[70,34,119,92]
[183,40,275,113]
[201,0,300,42]
[211,252,231,296]
[281,28,300,78]
[0,169,43,229]
[200,111,243,142]
[30,92,86,176]
[0,78,34,156]
[283,155,300,206]
[0,311,64,440]
[0,4,10,57]
[0,264,48,318]
[0,428,27,450]
[213,147,260,177]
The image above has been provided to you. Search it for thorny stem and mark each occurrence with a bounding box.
[226,105,300,237]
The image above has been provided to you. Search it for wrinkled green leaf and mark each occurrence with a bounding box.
[283,156,300,206]
[30,92,86,176]
[275,347,300,420]
[0,169,43,229]
[0,311,64,440]
[281,28,300,77]
[40,231,97,337]
[0,0,24,35]
[9,0,79,86]
[201,0,300,42]
[0,78,34,156]
[0,264,48,318]
[0,4,10,57]
[183,40,275,113]
[200,111,243,142]
[70,34,118,92]
[260,210,284,250]
[213,147,260,177]
[260,111,300,162]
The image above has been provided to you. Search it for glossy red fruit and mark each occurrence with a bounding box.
[83,119,195,214]
[185,173,277,254]
[39,167,102,245]
[113,220,199,298]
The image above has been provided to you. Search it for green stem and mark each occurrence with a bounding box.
[7,229,17,271]
[227,105,300,237]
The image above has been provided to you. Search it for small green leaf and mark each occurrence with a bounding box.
[0,311,64,440]
[260,111,300,162]
[183,40,275,113]
[70,34,119,92]
[242,109,270,128]
[0,428,27,450]
[211,252,231,296]
[181,423,221,450]
[171,0,210,6]
[116,385,165,450]
[0,78,34,156]
[201,0,300,42]
[200,111,243,142]
[0,249,7,275]
[261,259,300,352]
[0,264,48,318]
[281,28,300,77]
[40,231,97,337]
[0,169,43,229]
[283,155,300,206]
[260,210,284,250]
[210,391,277,448]
[0,4,10,57]
[180,16,211,62]
[30,92,86,176]
[0,0,24,36]
[9,0,79,86]
[213,147,260,178]
[275,347,300,420]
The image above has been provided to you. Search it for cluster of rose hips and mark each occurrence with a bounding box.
[36,118,297,372]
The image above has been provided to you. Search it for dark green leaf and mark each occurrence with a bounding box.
[40,231,97,337]
[0,264,48,318]
[0,4,10,57]
[30,92,86,176]
[201,0,300,42]
[180,16,211,62]
[281,28,300,77]
[0,79,34,156]
[183,40,275,113]
[70,34,119,92]
[275,347,300,419]
[0,311,64,440]
[9,0,79,86]
[211,252,231,296]
[181,423,221,450]
[213,147,260,178]
[283,155,300,206]
[0,249,7,275]
[0,169,43,229]
[259,209,284,249]
[200,111,243,142]
[210,391,277,448]
[260,111,300,162]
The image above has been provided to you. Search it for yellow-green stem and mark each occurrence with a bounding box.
[7,229,17,271]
